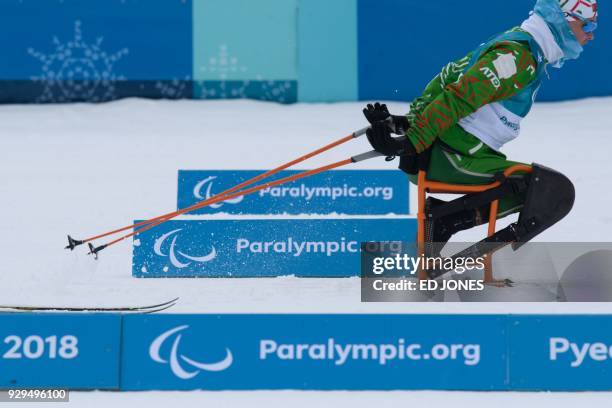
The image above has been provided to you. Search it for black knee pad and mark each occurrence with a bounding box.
[513,164,575,248]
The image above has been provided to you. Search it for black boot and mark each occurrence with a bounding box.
[424,197,489,255]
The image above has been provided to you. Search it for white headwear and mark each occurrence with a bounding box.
[559,0,598,21]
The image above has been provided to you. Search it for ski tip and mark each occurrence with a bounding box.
[142,302,176,314]
[87,243,107,260]
[65,235,84,251]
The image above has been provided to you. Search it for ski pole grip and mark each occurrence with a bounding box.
[352,126,370,138]
[351,150,384,163]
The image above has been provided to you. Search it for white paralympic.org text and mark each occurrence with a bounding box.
[258,184,394,201]
[260,338,480,366]
[237,237,359,257]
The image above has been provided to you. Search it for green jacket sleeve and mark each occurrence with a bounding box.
[407,41,538,153]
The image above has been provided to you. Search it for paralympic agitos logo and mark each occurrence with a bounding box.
[193,176,244,209]
[149,325,233,380]
[153,229,216,269]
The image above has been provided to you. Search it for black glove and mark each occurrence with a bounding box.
[366,120,416,157]
[363,102,410,134]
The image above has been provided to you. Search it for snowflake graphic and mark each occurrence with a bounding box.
[28,20,129,103]
[155,76,191,99]
[199,44,248,81]
[259,80,294,103]
[198,44,249,98]
[198,45,294,102]
[198,80,251,99]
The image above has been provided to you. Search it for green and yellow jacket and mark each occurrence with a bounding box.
[405,0,585,155]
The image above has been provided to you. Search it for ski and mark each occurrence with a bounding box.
[0,297,179,314]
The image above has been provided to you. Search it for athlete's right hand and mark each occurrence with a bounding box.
[366,120,416,157]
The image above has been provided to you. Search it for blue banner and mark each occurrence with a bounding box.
[177,170,409,215]
[132,218,416,277]
[0,0,192,102]
[2,313,612,390]
[509,315,612,391]
[121,314,507,390]
[0,313,121,389]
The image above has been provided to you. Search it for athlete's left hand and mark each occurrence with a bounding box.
[363,103,410,134]
[366,121,416,157]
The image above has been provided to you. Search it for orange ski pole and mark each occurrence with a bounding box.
[66,126,369,252]
[87,149,383,257]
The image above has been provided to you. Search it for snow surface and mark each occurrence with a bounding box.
[1,98,611,313]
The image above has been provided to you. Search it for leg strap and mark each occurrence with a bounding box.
[428,175,529,220]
